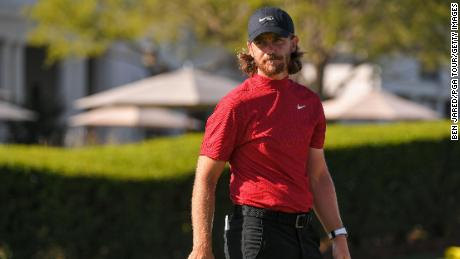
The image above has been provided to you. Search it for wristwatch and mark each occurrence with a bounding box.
[328,227,348,239]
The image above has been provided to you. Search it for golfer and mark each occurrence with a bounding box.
[188,6,351,259]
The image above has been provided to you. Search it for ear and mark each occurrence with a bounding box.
[290,35,299,53]
[247,41,254,57]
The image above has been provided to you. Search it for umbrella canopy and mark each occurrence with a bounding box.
[322,89,441,121]
[0,101,36,121]
[69,106,202,130]
[75,66,240,109]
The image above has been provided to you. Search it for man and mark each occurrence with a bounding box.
[188,6,351,259]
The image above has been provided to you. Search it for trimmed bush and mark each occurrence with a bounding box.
[0,120,458,258]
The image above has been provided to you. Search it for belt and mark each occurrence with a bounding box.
[233,205,313,229]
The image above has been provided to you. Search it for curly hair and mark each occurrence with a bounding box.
[237,46,304,77]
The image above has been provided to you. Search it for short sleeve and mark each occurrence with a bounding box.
[200,99,240,161]
[310,102,326,149]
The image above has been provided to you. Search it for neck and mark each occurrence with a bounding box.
[257,70,288,80]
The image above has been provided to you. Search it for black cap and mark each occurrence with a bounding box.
[248,7,294,42]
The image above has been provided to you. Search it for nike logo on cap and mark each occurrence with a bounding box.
[297,104,306,110]
[259,16,274,23]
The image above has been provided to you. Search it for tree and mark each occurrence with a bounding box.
[25,0,449,97]
[25,0,176,68]
[283,0,449,96]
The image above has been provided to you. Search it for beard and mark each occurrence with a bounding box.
[255,53,289,77]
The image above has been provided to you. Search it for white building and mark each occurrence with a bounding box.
[0,0,151,144]
[301,56,450,117]
[378,55,449,116]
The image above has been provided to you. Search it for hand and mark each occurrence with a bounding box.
[188,247,215,259]
[332,235,351,259]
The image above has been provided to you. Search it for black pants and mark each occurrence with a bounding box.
[224,207,323,259]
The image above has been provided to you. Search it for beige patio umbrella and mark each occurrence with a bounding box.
[75,66,240,109]
[322,89,441,121]
[0,101,37,121]
[69,106,202,130]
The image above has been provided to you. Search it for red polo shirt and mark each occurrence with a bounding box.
[200,74,326,213]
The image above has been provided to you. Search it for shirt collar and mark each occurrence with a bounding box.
[250,73,290,90]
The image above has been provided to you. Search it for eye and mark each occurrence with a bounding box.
[254,40,266,47]
[274,38,284,44]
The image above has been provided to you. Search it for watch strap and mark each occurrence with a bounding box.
[328,227,347,239]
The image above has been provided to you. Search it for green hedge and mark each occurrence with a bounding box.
[0,120,458,258]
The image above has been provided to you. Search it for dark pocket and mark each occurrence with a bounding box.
[305,225,321,247]
[300,225,322,259]
[241,216,264,259]
[224,214,243,259]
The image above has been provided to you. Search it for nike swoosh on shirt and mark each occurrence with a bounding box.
[297,104,306,110]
